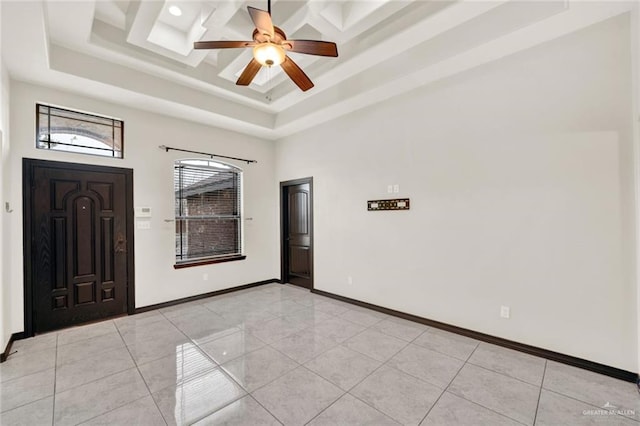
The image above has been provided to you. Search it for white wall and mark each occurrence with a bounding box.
[277,14,636,371]
[633,2,640,377]
[0,0,11,349]
[6,81,279,336]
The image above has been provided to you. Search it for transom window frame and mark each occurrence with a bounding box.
[36,103,124,159]
[173,158,246,269]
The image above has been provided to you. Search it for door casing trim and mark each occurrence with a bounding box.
[22,158,135,337]
[280,177,314,289]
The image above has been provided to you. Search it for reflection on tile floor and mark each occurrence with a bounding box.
[1,283,638,425]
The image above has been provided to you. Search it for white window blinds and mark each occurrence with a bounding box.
[174,159,242,263]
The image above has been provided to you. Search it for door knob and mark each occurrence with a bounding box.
[114,233,126,253]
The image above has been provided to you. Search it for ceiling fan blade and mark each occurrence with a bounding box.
[194,41,254,49]
[281,56,314,92]
[236,58,262,86]
[288,40,338,57]
[247,6,274,39]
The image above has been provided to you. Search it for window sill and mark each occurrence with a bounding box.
[174,255,246,269]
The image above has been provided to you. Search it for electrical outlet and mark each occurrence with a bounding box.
[393,184,399,193]
[500,306,510,319]
[387,185,393,194]
[203,273,208,281]
[347,276,353,285]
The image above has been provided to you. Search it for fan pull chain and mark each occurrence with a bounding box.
[266,66,273,102]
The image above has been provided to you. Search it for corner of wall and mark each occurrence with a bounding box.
[0,0,13,353]
[629,2,640,377]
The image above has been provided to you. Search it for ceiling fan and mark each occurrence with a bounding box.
[194,1,338,92]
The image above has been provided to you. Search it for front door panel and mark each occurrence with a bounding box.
[29,161,131,333]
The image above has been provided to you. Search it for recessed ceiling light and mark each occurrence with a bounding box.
[169,5,182,17]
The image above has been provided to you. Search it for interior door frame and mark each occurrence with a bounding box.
[280,177,314,289]
[22,158,135,337]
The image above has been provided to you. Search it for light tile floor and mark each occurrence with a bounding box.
[1,283,638,425]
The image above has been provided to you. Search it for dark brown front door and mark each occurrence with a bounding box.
[281,178,313,289]
[24,159,134,334]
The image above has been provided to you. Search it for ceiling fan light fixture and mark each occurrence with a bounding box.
[194,4,337,90]
[253,43,285,67]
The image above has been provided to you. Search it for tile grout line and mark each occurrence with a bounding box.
[307,290,639,422]
[383,356,458,391]
[45,354,143,395]
[178,339,266,424]
[329,334,414,424]
[541,387,640,423]
[257,364,346,426]
[15,293,313,422]
[436,343,531,426]
[263,306,351,362]
[416,340,481,425]
[76,395,152,425]
[465,342,549,385]
[182,392,248,426]
[57,325,116,349]
[54,320,159,422]
[299,363,399,426]
[302,386,347,425]
[0,364,56,391]
[0,394,53,416]
[432,342,528,425]
[200,322,304,423]
[532,360,548,425]
[238,358,303,396]
[299,288,426,424]
[51,333,58,426]
[21,285,630,426]
[4,335,57,362]
[411,331,480,364]
[237,288,379,424]
[465,359,545,388]
[345,316,412,363]
[201,290,316,424]
[0,348,59,386]
[374,326,430,345]
[245,394,285,426]
[302,337,382,371]
[445,391,531,426]
[139,306,254,422]
[377,328,477,390]
[266,338,333,365]
[114,321,169,426]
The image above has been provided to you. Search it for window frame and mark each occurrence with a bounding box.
[36,103,124,159]
[173,158,245,269]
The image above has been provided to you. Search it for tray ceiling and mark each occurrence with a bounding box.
[1,1,636,139]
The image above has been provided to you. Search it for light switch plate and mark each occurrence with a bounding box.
[137,220,151,229]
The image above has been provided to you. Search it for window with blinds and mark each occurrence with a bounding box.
[174,159,243,265]
[36,104,123,158]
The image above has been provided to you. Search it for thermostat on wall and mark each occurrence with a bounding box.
[135,207,152,217]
